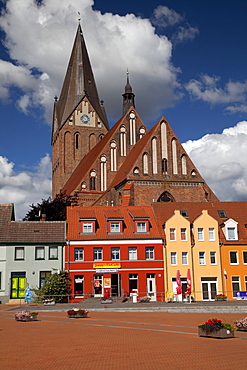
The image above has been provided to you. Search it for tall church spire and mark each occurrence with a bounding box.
[54,24,109,131]
[122,70,135,116]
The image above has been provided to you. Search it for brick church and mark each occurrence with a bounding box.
[52,24,219,206]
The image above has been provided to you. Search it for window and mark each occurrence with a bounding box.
[110,222,120,233]
[35,247,45,260]
[210,251,217,265]
[40,271,51,288]
[208,228,215,241]
[143,153,148,174]
[90,170,96,190]
[218,210,227,218]
[0,272,1,290]
[74,275,84,296]
[170,228,176,241]
[243,251,247,264]
[199,252,205,265]
[49,246,58,260]
[146,247,154,260]
[232,276,240,298]
[128,247,137,260]
[180,228,187,241]
[245,276,247,291]
[136,222,146,233]
[111,247,120,260]
[74,248,84,261]
[227,227,237,240]
[182,252,188,265]
[129,274,138,292]
[15,247,24,260]
[83,222,93,233]
[94,248,102,261]
[170,252,177,265]
[197,228,204,241]
[230,251,238,264]
[180,210,188,218]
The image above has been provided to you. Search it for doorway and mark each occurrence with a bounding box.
[111,274,121,297]
[201,278,217,300]
[147,274,156,301]
[11,272,26,299]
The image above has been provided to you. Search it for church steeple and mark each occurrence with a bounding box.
[54,24,109,131]
[122,70,135,116]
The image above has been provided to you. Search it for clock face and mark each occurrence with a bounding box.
[80,114,90,124]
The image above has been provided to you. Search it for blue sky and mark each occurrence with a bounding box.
[0,0,247,219]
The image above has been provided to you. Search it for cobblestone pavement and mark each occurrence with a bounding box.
[1,305,247,369]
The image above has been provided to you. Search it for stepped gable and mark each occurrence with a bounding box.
[152,201,247,243]
[93,116,218,206]
[62,107,146,198]
[54,24,108,132]
[67,205,163,240]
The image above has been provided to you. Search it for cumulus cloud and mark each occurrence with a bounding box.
[0,0,189,124]
[0,154,52,220]
[186,74,247,112]
[183,121,247,201]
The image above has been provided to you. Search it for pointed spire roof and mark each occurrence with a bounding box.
[55,24,109,130]
[122,70,135,115]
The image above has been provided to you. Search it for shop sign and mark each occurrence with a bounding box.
[93,262,121,269]
[104,278,111,288]
[96,269,118,273]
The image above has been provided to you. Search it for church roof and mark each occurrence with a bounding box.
[55,24,109,131]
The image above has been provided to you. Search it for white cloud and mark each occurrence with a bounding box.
[152,5,183,27]
[0,154,52,220]
[0,0,186,124]
[183,121,247,201]
[186,74,247,112]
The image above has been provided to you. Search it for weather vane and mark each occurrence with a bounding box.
[78,11,81,22]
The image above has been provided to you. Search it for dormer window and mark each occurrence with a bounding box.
[136,222,147,233]
[128,209,150,234]
[222,218,238,241]
[110,222,121,233]
[79,212,97,234]
[83,222,93,233]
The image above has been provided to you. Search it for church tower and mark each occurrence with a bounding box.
[122,71,135,115]
[52,24,109,198]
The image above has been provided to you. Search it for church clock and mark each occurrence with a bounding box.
[80,114,90,124]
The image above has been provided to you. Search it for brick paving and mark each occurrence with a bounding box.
[1,304,247,370]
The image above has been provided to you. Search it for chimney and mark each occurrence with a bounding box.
[41,214,46,221]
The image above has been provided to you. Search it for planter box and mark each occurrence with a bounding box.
[68,313,88,318]
[198,327,235,339]
[237,327,247,332]
[215,298,227,301]
[43,301,55,305]
[15,317,35,322]
[101,299,113,304]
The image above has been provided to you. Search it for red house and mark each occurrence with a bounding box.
[66,206,164,302]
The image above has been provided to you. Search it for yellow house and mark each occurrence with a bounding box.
[192,210,223,301]
[164,210,192,301]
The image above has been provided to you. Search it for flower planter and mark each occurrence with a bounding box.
[67,313,88,318]
[101,299,113,304]
[198,327,235,339]
[236,327,247,332]
[215,298,227,301]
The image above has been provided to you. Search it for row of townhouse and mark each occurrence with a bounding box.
[1,202,247,303]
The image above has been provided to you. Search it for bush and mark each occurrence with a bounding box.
[34,271,70,303]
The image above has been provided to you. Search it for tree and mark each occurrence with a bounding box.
[33,271,71,303]
[23,192,78,221]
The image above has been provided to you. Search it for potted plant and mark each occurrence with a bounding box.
[14,310,38,322]
[138,296,151,303]
[214,294,227,301]
[234,317,247,331]
[198,318,236,338]
[67,308,89,318]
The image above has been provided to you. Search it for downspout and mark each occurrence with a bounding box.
[219,242,225,295]
[191,242,195,300]
[164,242,168,296]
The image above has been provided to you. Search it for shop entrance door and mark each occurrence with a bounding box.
[201,279,217,300]
[11,272,26,299]
[147,274,156,301]
[111,274,120,297]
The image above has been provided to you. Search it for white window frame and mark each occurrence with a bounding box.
[232,276,240,298]
[15,247,24,260]
[94,247,103,261]
[180,228,187,241]
[169,228,176,241]
[74,248,84,261]
[199,251,206,265]
[197,228,204,241]
[35,246,45,260]
[145,247,154,260]
[230,251,238,265]
[227,227,237,241]
[170,252,177,265]
[49,246,58,260]
[210,251,217,265]
[208,228,215,241]
[111,247,120,260]
[182,252,188,265]
[243,251,247,265]
[110,222,121,233]
[136,222,146,233]
[128,247,137,260]
[83,222,93,233]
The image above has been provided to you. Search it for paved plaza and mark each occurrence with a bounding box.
[1,302,247,369]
